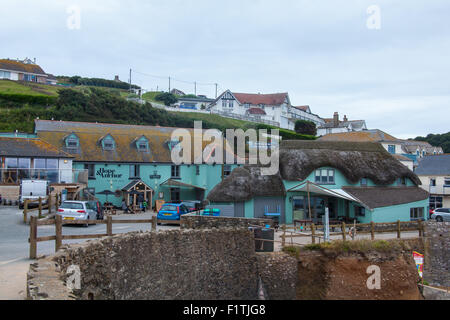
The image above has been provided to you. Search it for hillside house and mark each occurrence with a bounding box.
[0,58,48,83]
[317,112,367,136]
[415,154,450,210]
[208,90,324,130]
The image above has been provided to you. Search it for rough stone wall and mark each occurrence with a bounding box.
[181,214,273,230]
[0,185,19,202]
[423,221,450,287]
[256,252,297,300]
[51,229,260,300]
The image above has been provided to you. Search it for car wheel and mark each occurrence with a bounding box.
[436,216,443,222]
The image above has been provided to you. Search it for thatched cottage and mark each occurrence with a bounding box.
[207,140,429,224]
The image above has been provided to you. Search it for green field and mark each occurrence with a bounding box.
[0,79,60,96]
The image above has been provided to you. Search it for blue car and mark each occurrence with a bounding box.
[157,203,190,225]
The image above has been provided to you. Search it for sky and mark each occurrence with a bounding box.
[1,0,449,139]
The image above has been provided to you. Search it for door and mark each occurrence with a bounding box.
[254,197,285,224]
[293,196,307,221]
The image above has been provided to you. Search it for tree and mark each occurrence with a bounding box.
[294,120,317,136]
[154,92,178,106]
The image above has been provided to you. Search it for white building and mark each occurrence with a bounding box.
[208,90,324,130]
[317,112,367,136]
[0,58,48,83]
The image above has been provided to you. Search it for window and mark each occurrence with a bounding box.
[0,71,11,79]
[430,196,443,210]
[136,137,149,152]
[356,206,366,217]
[34,159,58,169]
[444,178,450,187]
[103,139,114,150]
[388,145,396,154]
[361,178,368,186]
[315,169,335,184]
[101,135,115,151]
[195,165,200,176]
[5,158,18,168]
[410,207,424,221]
[228,101,233,108]
[171,165,180,178]
[170,188,180,201]
[129,165,140,178]
[398,177,407,186]
[84,164,95,179]
[430,178,436,187]
[244,103,250,108]
[223,164,232,177]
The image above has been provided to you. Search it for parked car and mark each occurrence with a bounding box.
[180,201,203,212]
[430,208,450,222]
[88,200,104,220]
[57,201,98,227]
[157,203,190,225]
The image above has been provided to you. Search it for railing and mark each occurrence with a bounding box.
[211,110,280,127]
[429,185,450,195]
[23,193,62,222]
[280,220,424,247]
[0,168,88,185]
[28,215,157,259]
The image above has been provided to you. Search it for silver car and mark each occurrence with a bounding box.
[431,208,450,222]
[57,201,98,226]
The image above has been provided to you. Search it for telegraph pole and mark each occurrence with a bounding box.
[129,69,132,93]
[194,81,197,96]
[215,83,218,98]
[168,76,171,92]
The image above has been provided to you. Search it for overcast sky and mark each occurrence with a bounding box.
[1,0,449,138]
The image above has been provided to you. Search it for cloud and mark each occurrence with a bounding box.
[0,0,449,136]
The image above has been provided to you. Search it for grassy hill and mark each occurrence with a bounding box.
[0,80,315,141]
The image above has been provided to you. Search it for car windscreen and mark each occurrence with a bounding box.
[60,202,84,210]
[161,205,178,211]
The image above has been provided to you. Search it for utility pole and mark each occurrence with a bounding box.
[168,77,171,93]
[129,69,132,93]
[215,83,218,98]
[194,81,197,96]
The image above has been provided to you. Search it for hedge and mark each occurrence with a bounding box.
[0,92,57,105]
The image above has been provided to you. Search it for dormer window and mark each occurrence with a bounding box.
[65,133,79,149]
[136,136,149,152]
[101,134,115,151]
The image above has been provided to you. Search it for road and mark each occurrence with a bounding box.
[0,206,177,299]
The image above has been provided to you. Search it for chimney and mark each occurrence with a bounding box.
[343,115,348,122]
[34,58,36,64]
[333,112,339,126]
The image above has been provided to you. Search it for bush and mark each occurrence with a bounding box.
[154,92,178,106]
[0,92,57,105]
[294,120,317,136]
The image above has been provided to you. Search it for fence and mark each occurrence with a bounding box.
[28,215,157,259]
[280,220,424,247]
[23,193,62,223]
[0,168,88,185]
[249,220,425,251]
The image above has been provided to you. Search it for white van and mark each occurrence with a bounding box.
[19,180,49,209]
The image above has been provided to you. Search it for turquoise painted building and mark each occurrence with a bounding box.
[34,120,240,208]
[208,140,430,224]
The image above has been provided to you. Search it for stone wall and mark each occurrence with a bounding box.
[181,214,273,230]
[27,228,297,300]
[0,185,19,203]
[423,221,450,287]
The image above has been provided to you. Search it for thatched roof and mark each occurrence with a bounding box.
[207,166,286,202]
[343,187,429,209]
[279,140,421,185]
